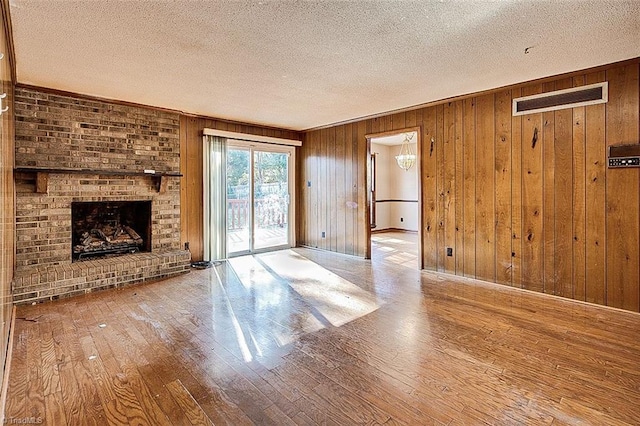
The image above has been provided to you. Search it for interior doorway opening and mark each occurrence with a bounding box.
[368,130,420,269]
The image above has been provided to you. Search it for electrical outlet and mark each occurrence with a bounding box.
[307,181,312,187]
[446,247,453,256]
[321,231,326,238]
[400,217,404,222]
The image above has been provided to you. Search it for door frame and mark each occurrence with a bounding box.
[365,126,423,269]
[226,139,296,257]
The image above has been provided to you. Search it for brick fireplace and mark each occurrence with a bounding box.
[71,200,152,261]
[12,87,191,304]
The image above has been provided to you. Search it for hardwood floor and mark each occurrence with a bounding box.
[371,231,418,269]
[5,247,640,425]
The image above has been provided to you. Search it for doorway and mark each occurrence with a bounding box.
[226,141,295,257]
[368,130,420,269]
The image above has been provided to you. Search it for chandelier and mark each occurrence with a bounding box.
[395,133,416,171]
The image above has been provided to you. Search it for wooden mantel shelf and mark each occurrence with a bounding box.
[14,167,182,194]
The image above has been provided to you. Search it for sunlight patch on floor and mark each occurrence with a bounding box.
[372,237,409,245]
[387,253,416,266]
[212,266,254,362]
[228,255,325,347]
[371,231,419,269]
[258,250,383,327]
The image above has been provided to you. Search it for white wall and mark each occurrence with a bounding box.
[371,140,418,231]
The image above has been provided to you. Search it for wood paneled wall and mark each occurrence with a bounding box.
[180,116,301,261]
[0,0,14,398]
[298,123,369,257]
[298,58,640,312]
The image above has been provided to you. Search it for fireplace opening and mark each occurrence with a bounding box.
[71,201,152,262]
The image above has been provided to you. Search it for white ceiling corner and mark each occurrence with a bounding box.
[9,0,640,131]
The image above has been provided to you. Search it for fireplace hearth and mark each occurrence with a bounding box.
[72,201,152,261]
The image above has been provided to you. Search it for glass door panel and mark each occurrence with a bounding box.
[226,148,251,255]
[253,151,289,250]
[226,142,293,257]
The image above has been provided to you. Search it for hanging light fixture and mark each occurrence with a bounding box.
[395,132,416,171]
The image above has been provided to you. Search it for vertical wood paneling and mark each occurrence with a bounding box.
[371,117,382,135]
[358,121,369,258]
[554,78,575,298]
[300,132,310,246]
[511,87,523,288]
[296,58,640,313]
[454,102,464,275]
[422,107,438,270]
[345,123,355,255]
[299,132,308,247]
[384,114,393,132]
[542,82,556,294]
[302,133,310,246]
[442,103,456,273]
[179,115,188,250]
[435,105,445,271]
[351,123,359,255]
[415,109,425,268]
[185,117,203,259]
[572,76,587,301]
[327,127,337,252]
[475,94,496,282]
[462,98,476,277]
[605,64,640,311]
[319,128,328,251]
[406,110,417,128]
[335,126,346,253]
[392,112,406,131]
[310,130,320,248]
[521,85,544,292]
[584,71,607,305]
[495,90,513,285]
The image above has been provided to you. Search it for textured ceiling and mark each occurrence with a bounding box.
[9,1,640,131]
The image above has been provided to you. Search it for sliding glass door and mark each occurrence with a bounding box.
[226,142,294,256]
[226,147,251,254]
[253,150,290,250]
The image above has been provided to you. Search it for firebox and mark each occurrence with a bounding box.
[71,201,152,261]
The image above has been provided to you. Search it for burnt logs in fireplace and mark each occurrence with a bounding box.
[74,224,144,257]
[72,201,152,261]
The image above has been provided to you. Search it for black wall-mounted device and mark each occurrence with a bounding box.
[608,144,640,168]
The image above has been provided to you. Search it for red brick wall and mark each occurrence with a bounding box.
[13,86,190,303]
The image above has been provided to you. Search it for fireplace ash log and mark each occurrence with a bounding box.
[113,226,123,239]
[81,232,92,246]
[123,225,143,244]
[90,229,108,241]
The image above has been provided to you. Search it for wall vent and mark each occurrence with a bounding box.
[512,82,607,116]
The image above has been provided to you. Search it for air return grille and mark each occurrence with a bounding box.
[512,82,608,116]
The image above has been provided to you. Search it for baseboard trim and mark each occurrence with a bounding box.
[0,305,16,422]
[371,228,418,234]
